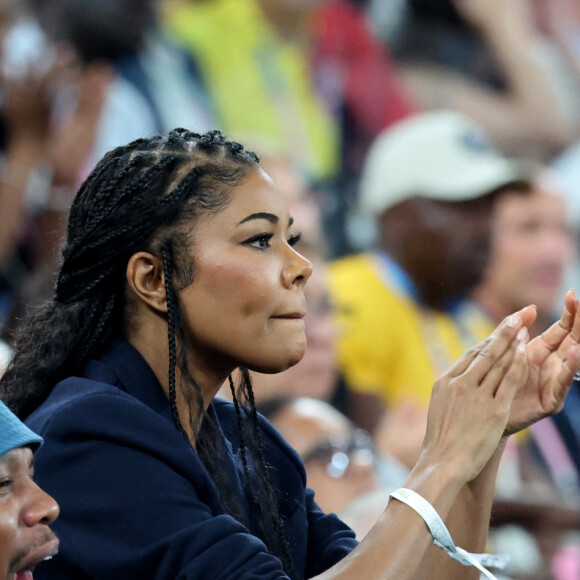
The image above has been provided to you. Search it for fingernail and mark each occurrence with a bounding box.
[508,314,521,328]
[516,327,527,341]
[517,342,526,353]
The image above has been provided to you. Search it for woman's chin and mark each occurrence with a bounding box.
[249,348,306,375]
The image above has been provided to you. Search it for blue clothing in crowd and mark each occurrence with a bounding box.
[27,340,358,579]
[557,381,580,474]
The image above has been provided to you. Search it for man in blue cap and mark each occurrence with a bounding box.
[0,400,59,580]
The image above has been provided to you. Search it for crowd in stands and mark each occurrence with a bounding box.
[1,0,580,578]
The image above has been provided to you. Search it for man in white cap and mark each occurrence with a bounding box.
[473,169,575,338]
[0,400,59,580]
[329,110,531,457]
[472,169,580,498]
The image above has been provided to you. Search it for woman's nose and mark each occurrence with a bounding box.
[283,248,313,289]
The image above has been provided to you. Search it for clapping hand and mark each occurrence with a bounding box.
[421,305,534,483]
[505,289,580,435]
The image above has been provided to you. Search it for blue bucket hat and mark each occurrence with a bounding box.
[0,400,43,457]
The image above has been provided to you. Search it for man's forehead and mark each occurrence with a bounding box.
[0,447,34,469]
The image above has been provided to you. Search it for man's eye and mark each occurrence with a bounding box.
[245,233,273,249]
[0,478,12,492]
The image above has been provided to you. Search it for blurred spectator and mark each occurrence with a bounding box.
[529,0,580,141]
[0,3,109,327]
[165,0,339,183]
[546,0,580,337]
[32,0,215,166]
[0,0,219,349]
[473,169,575,336]
[389,0,571,160]
[471,168,580,578]
[310,0,414,173]
[560,376,580,479]
[328,111,530,463]
[259,396,384,538]
[472,170,580,485]
[165,0,414,256]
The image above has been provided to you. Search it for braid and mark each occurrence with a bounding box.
[228,373,293,573]
[237,368,297,578]
[76,293,117,364]
[228,375,250,473]
[161,243,187,439]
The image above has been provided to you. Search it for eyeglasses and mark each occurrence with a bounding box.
[301,429,375,479]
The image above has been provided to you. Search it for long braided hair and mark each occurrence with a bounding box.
[0,128,297,577]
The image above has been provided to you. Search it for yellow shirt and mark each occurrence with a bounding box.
[328,253,493,407]
[165,0,339,182]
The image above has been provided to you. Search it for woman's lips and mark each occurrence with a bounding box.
[272,313,305,319]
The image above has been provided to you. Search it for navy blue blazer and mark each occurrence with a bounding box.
[27,340,358,579]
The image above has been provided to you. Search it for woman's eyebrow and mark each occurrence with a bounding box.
[237,212,279,225]
[237,214,294,228]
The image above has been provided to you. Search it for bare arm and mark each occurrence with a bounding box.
[415,440,507,580]
[400,0,571,158]
[0,71,51,269]
[31,61,111,268]
[315,291,580,579]
[416,290,580,580]
[314,306,534,579]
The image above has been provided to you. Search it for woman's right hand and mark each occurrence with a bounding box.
[418,305,536,484]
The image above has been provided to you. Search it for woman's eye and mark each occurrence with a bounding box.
[288,232,302,247]
[245,233,274,249]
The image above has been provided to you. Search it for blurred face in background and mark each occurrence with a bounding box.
[381,193,496,308]
[269,398,378,515]
[481,178,575,318]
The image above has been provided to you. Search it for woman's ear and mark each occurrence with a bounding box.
[126,252,168,313]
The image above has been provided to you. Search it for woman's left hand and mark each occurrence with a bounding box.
[506,289,580,435]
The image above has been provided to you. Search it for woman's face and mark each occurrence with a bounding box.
[178,169,312,376]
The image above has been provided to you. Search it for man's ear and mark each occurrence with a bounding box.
[126,252,168,313]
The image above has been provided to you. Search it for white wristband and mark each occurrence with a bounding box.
[389,488,509,580]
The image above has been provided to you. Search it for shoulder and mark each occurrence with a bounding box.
[27,374,126,432]
[26,374,188,466]
[26,375,212,518]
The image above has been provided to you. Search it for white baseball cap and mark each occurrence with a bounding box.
[359,111,531,215]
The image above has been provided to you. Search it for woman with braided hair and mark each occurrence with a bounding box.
[1,128,580,580]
